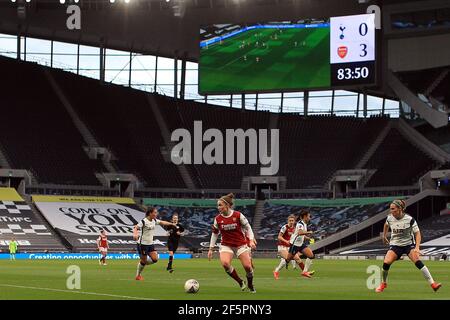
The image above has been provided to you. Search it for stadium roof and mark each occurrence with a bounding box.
[0,0,369,60]
[2,0,449,101]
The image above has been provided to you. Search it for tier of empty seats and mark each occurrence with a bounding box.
[257,201,390,240]
[419,214,450,242]
[1,57,439,190]
[397,68,443,95]
[416,123,450,153]
[432,71,450,107]
[277,114,389,188]
[0,57,104,185]
[155,95,272,188]
[365,128,438,187]
[155,95,392,189]
[339,214,450,255]
[50,69,185,188]
[156,204,255,238]
[397,67,450,107]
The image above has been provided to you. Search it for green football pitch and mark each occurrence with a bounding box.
[199,27,330,94]
[0,259,448,300]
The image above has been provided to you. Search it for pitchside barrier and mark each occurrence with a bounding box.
[0,252,192,260]
[1,253,443,260]
[322,255,441,261]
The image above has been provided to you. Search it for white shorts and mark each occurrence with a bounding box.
[99,247,108,253]
[219,244,250,257]
[278,245,290,253]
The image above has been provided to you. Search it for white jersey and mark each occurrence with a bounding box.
[290,221,307,247]
[136,218,161,245]
[386,213,419,247]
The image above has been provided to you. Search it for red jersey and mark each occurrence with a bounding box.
[97,235,108,248]
[278,224,295,247]
[212,210,249,248]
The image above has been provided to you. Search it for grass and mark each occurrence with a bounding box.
[0,258,448,300]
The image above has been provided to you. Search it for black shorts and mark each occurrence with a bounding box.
[137,244,155,256]
[388,245,415,259]
[289,244,308,255]
[168,240,179,252]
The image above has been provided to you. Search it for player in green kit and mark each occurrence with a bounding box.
[9,237,18,260]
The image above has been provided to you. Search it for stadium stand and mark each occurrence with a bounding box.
[416,123,450,153]
[50,69,186,188]
[419,214,450,243]
[365,127,438,187]
[337,214,450,256]
[158,205,255,238]
[147,198,256,238]
[397,68,443,96]
[257,199,391,241]
[0,57,441,194]
[391,7,450,30]
[397,67,450,107]
[1,56,437,193]
[277,114,390,188]
[431,71,450,107]
[0,57,104,185]
[155,94,395,189]
[155,94,272,189]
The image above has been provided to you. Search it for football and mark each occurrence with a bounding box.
[184,279,200,293]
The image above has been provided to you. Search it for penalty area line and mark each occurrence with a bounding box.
[0,283,157,300]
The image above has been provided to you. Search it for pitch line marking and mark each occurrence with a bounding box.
[0,284,157,300]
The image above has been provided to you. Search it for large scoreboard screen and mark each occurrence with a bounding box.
[199,14,376,95]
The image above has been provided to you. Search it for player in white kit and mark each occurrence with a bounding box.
[285,210,315,278]
[133,207,176,280]
[375,199,442,292]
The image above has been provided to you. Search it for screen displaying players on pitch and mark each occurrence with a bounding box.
[199,13,375,95]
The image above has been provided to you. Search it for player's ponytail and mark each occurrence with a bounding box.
[219,193,235,208]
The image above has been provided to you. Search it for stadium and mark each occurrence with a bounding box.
[0,0,449,305]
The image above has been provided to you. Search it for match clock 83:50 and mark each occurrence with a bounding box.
[331,61,375,86]
[338,66,369,80]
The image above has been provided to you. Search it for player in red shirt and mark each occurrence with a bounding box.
[273,214,305,279]
[245,230,257,270]
[97,230,109,266]
[208,193,257,293]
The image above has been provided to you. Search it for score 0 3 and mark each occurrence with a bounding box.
[330,13,375,64]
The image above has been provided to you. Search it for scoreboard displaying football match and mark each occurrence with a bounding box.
[199,13,376,95]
